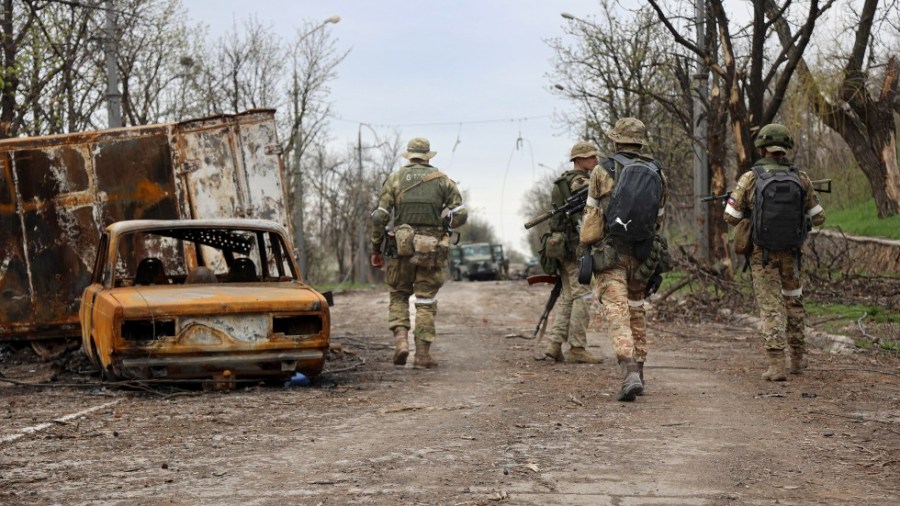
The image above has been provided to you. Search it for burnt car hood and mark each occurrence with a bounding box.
[106,283,324,317]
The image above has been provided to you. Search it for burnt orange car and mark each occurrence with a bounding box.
[79,219,331,382]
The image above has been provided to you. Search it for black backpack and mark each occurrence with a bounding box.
[604,153,662,243]
[751,165,808,251]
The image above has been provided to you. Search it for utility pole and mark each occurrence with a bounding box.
[104,0,122,128]
[692,0,709,261]
[356,125,368,284]
[293,132,307,278]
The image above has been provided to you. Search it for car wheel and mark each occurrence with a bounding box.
[30,338,73,360]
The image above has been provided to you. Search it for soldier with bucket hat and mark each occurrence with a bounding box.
[371,137,467,369]
[579,118,669,401]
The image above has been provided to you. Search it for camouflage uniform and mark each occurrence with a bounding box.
[546,141,599,363]
[371,138,467,368]
[579,118,667,401]
[724,126,826,379]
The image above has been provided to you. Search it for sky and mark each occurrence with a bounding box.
[184,0,607,256]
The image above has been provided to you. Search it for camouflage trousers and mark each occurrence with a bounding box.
[386,256,446,343]
[549,258,592,348]
[594,253,648,362]
[749,248,806,352]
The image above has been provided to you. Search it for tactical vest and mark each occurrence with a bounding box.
[550,170,587,236]
[751,164,808,252]
[394,164,446,228]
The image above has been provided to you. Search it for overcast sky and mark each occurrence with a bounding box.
[185,0,608,255]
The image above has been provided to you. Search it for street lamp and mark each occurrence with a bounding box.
[292,15,340,279]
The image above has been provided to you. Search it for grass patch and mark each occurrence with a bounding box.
[807,302,900,324]
[822,199,900,239]
[878,341,900,352]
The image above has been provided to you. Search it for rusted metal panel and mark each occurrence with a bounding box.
[0,111,291,343]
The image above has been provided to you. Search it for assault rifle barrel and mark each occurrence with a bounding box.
[700,178,832,203]
[523,187,588,230]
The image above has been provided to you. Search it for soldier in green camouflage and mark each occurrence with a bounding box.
[371,137,468,369]
[544,141,603,364]
[579,118,668,402]
[724,123,826,381]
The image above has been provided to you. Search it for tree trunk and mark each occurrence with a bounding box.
[766,0,900,218]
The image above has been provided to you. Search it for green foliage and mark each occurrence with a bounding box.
[878,340,900,352]
[821,199,900,239]
[806,302,899,323]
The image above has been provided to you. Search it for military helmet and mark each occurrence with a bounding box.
[569,140,599,161]
[754,123,793,152]
[607,117,647,146]
[402,137,437,160]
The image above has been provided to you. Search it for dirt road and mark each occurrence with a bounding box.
[1,280,898,505]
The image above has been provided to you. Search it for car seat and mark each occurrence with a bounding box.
[135,257,167,285]
[227,258,259,282]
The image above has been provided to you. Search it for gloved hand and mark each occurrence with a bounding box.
[644,272,663,298]
[371,252,385,269]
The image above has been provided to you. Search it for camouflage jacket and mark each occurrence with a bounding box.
[370,162,467,250]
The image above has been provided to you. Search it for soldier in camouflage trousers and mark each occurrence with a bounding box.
[579,118,668,402]
[544,141,603,364]
[724,124,826,381]
[371,137,468,369]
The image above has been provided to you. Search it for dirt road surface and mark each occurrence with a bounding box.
[1,280,898,505]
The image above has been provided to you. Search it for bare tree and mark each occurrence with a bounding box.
[194,16,285,116]
[1,0,103,137]
[766,0,899,217]
[114,0,205,125]
[282,21,348,271]
[647,0,837,173]
[520,172,557,255]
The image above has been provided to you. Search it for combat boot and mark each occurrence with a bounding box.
[413,339,438,369]
[544,340,563,362]
[761,350,787,381]
[566,347,603,364]
[789,348,808,375]
[616,357,644,402]
[392,327,409,366]
[636,361,645,396]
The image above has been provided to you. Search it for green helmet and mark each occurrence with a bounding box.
[754,123,794,150]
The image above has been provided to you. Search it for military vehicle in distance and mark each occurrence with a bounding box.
[449,242,508,281]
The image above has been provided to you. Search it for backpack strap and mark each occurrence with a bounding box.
[604,153,662,172]
[600,157,616,179]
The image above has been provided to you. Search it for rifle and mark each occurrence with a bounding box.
[524,187,588,230]
[701,179,832,203]
[527,274,562,340]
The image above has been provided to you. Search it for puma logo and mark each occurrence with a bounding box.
[614,217,632,231]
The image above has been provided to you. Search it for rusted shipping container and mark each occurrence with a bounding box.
[0,110,292,355]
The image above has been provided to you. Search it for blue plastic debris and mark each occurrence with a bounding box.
[284,372,310,388]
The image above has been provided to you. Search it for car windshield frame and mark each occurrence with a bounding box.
[101,225,299,288]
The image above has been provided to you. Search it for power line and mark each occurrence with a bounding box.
[329,114,552,129]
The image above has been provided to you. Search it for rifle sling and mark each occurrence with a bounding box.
[398,171,447,202]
